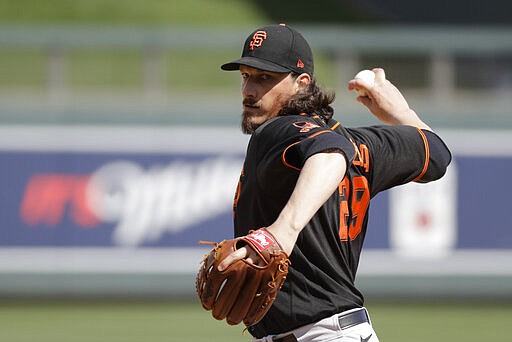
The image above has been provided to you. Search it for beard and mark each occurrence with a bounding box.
[241,98,261,134]
[240,95,287,134]
[241,114,261,134]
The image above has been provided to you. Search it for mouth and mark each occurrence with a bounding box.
[243,99,259,110]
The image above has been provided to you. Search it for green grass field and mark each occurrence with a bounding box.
[0,299,509,341]
[0,45,336,92]
[0,0,268,92]
[0,0,266,25]
[0,0,340,92]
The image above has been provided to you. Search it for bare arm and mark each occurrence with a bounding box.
[218,152,347,270]
[265,152,346,254]
[348,68,432,131]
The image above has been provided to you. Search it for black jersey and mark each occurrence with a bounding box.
[233,114,451,338]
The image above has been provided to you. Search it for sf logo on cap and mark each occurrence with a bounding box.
[249,31,267,51]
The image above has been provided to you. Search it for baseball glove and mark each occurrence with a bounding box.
[196,228,290,326]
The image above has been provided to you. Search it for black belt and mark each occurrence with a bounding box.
[272,334,298,342]
[338,308,369,330]
[272,308,369,342]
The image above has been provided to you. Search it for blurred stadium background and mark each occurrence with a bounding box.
[0,1,511,341]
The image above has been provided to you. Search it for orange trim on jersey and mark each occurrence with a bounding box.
[330,121,340,131]
[281,130,331,170]
[282,141,302,171]
[307,130,331,139]
[413,128,430,182]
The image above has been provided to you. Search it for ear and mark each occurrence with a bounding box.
[294,73,311,93]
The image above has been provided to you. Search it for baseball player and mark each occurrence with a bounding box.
[214,24,452,341]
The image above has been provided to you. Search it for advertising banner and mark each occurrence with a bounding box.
[0,126,511,275]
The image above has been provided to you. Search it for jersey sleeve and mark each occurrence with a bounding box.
[251,116,356,198]
[415,130,452,183]
[282,129,355,170]
[347,125,449,196]
[258,115,356,170]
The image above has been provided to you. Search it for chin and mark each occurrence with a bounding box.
[241,114,265,134]
[241,119,261,134]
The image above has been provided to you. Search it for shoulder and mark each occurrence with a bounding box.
[249,115,329,149]
[254,115,324,137]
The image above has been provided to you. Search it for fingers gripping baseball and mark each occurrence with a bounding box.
[349,69,376,97]
[349,68,415,126]
[196,229,290,326]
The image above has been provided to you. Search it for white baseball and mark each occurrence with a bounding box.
[354,69,375,96]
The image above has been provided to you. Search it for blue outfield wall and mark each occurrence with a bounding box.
[1,154,510,250]
[0,125,511,298]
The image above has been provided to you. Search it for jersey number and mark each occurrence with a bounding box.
[338,176,370,241]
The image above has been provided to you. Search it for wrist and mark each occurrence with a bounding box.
[264,226,297,256]
[395,109,431,130]
[245,228,283,252]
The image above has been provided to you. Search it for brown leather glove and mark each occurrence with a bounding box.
[196,228,290,326]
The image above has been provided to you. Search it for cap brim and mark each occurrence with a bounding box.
[221,57,290,73]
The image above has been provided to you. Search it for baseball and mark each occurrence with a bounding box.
[354,69,375,96]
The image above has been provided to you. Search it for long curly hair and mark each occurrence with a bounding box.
[278,73,336,121]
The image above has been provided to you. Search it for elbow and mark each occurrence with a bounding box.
[417,131,452,183]
[422,151,451,182]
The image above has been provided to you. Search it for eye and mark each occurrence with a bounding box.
[260,74,272,81]
[241,73,249,80]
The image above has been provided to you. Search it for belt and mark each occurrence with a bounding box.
[272,308,369,342]
[337,308,369,330]
[272,334,298,342]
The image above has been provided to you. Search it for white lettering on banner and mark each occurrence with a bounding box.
[86,158,243,246]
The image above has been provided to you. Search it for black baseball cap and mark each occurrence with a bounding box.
[221,24,314,76]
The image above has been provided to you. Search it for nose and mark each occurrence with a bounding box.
[241,78,257,98]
